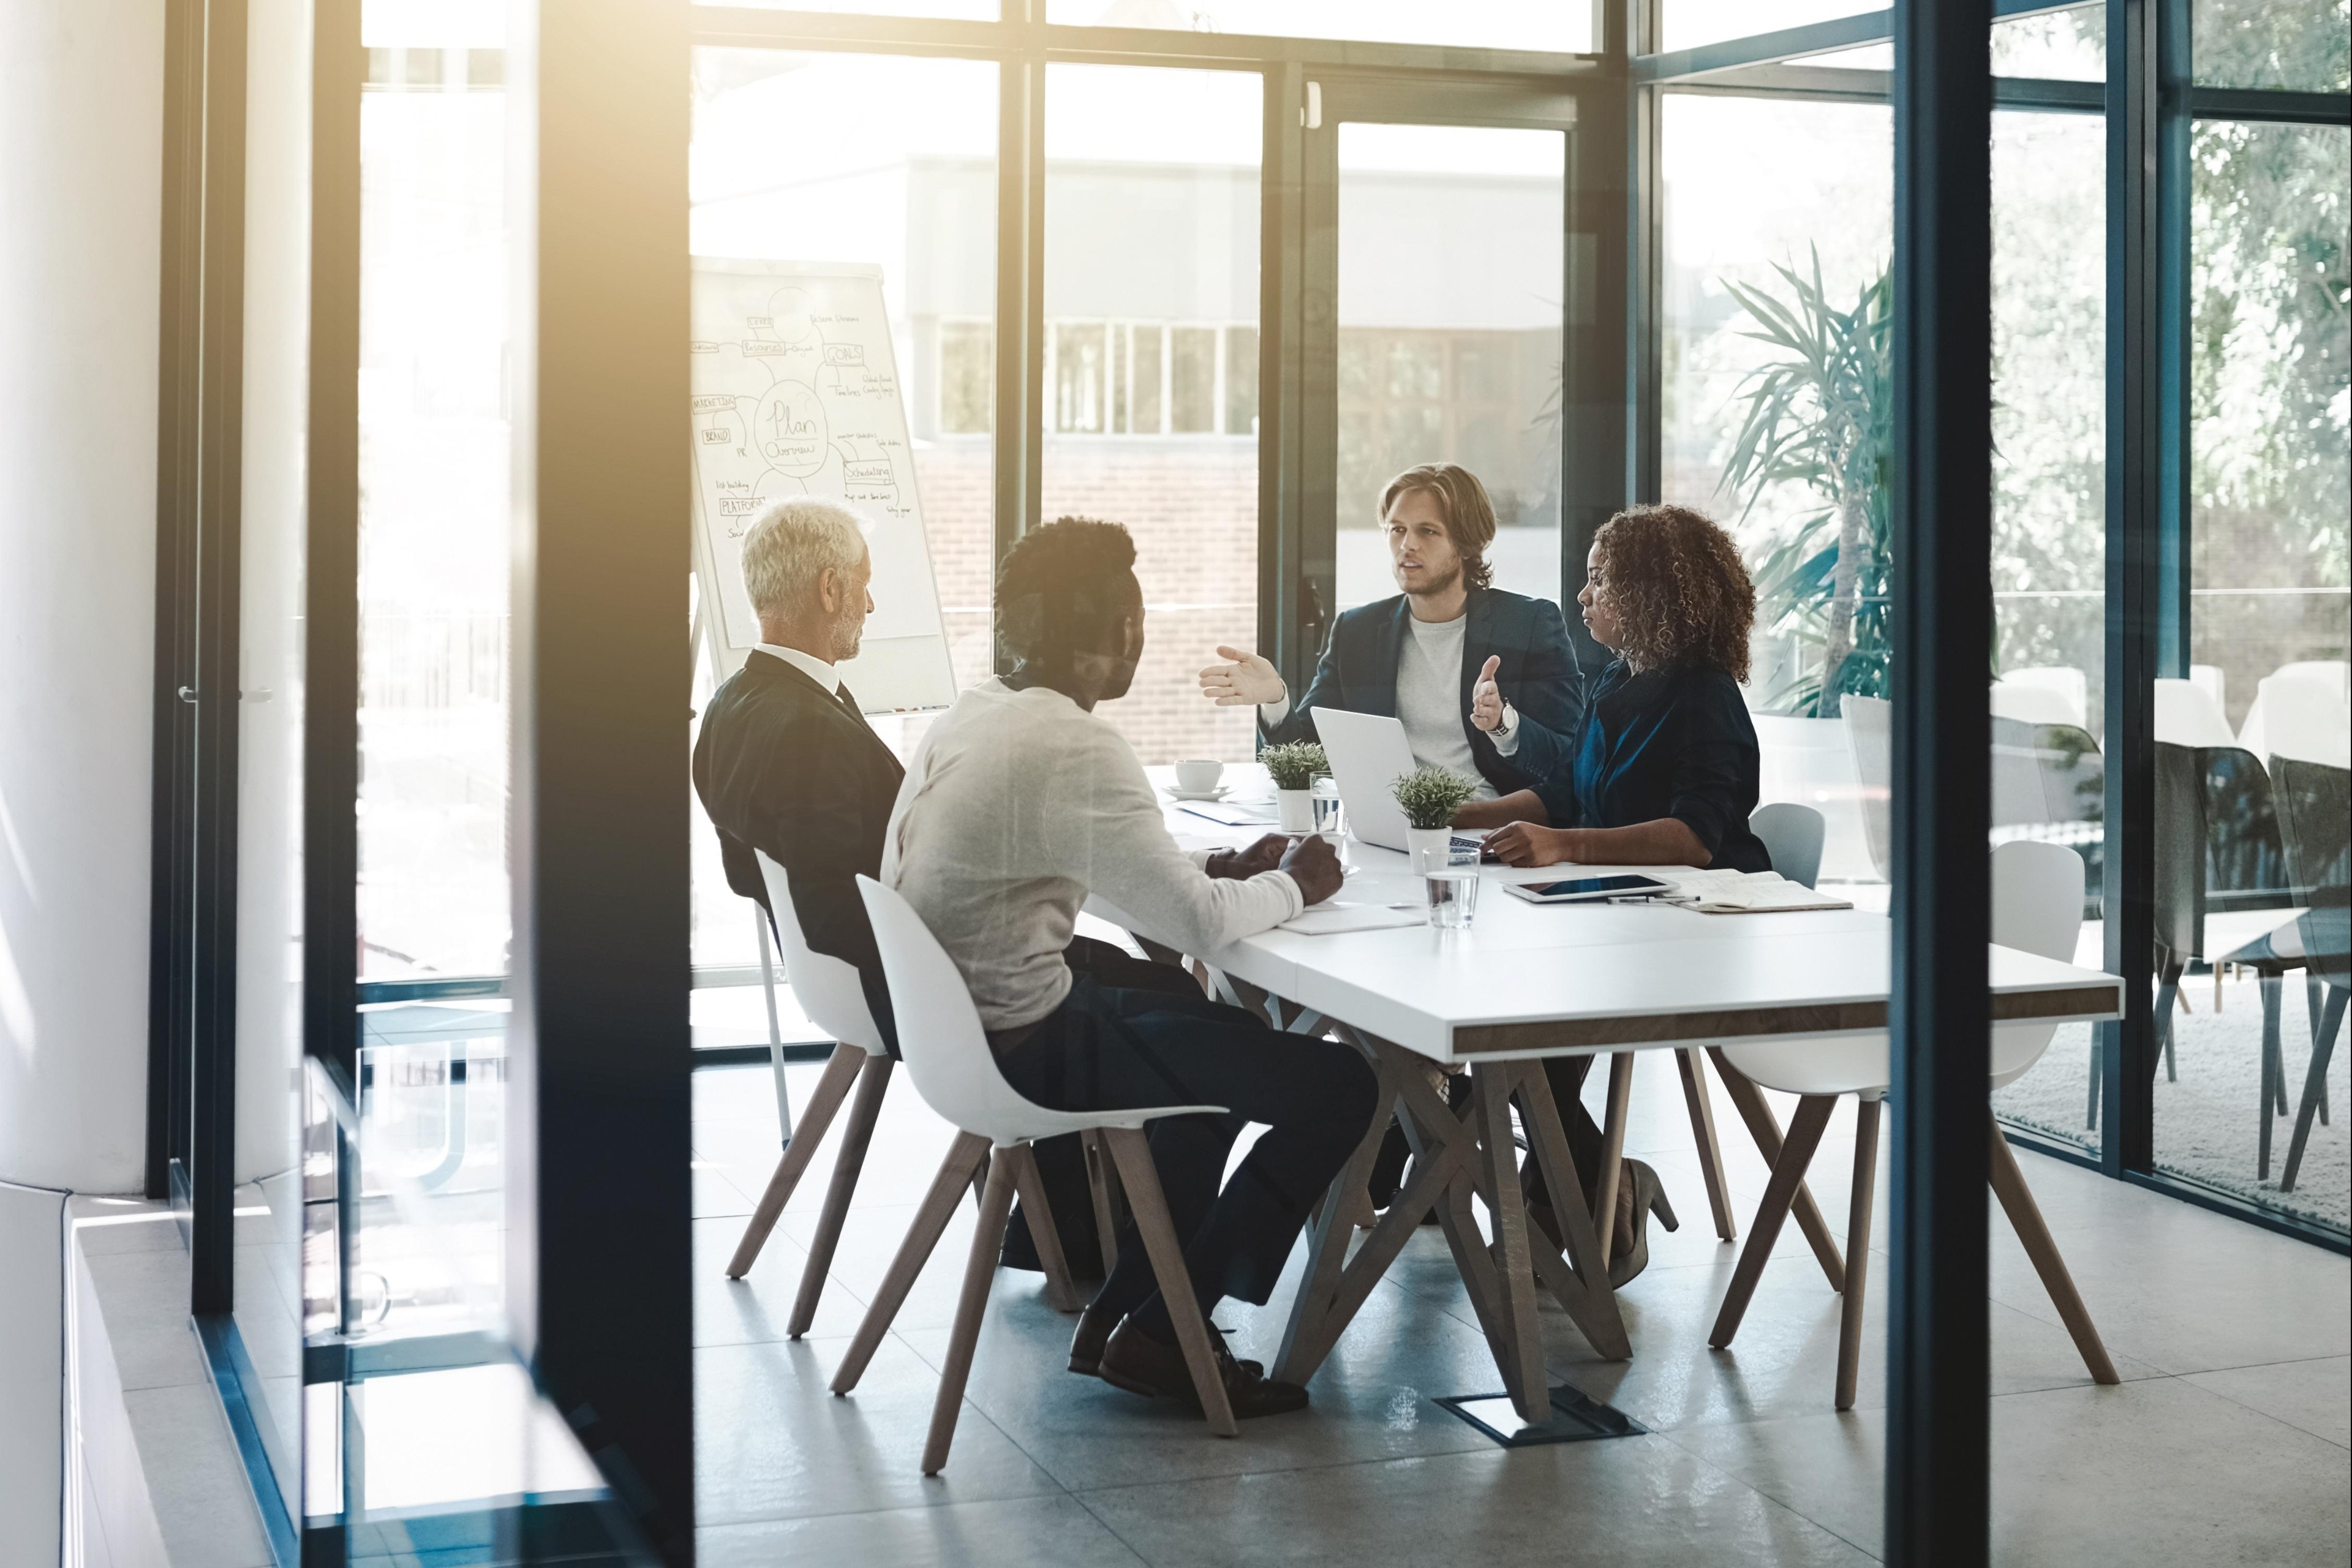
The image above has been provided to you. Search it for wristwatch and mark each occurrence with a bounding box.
[1493,701,1518,739]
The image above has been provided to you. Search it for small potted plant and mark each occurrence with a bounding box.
[1391,765,1477,872]
[1261,741,1328,832]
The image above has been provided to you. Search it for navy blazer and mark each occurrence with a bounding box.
[692,651,907,1046]
[1532,660,1771,873]
[1261,587,1585,796]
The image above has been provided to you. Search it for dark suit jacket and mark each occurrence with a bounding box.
[692,650,905,1046]
[1531,659,1771,873]
[1261,587,1585,796]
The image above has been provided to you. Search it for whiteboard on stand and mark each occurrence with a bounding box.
[688,258,957,715]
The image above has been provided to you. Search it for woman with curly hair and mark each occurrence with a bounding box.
[1453,505,1770,1283]
[1455,503,1771,875]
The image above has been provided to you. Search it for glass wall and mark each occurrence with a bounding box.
[1047,1,1591,53]
[1659,91,1890,885]
[1335,123,1566,612]
[2153,110,2349,1227]
[1041,63,1261,764]
[687,48,998,968]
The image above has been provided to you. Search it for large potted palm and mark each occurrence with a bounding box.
[1721,252,1893,718]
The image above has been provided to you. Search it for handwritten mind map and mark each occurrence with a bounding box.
[689,260,952,711]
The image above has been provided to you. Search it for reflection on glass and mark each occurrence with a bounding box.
[1047,0,1590,53]
[358,25,513,984]
[1336,123,1565,612]
[1990,4,2104,80]
[2154,117,2350,1232]
[1986,108,2107,1155]
[2194,0,2352,94]
[689,48,998,965]
[1041,64,1262,764]
[702,0,993,13]
[1662,1,1876,53]
[1661,94,1889,885]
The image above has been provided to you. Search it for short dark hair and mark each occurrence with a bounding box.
[995,516,1139,665]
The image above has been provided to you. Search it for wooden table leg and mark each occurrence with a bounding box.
[1707,1047,1847,1293]
[1676,1048,1738,1243]
[1475,1065,1552,1422]
[1709,1093,1838,1350]
[1594,1052,1634,1270]
[1273,1048,1398,1382]
[1510,1061,1632,1360]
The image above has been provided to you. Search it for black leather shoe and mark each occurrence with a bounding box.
[1068,1301,1121,1376]
[1074,1307,1261,1379]
[1098,1321,1306,1417]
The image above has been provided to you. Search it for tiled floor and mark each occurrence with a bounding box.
[692,1049,2352,1567]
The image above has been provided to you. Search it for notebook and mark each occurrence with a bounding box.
[1663,870,1854,914]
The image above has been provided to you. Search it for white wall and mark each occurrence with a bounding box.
[0,1182,67,1568]
[0,0,165,1194]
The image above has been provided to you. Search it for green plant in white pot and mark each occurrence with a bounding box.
[1261,742,1328,832]
[1391,765,1477,872]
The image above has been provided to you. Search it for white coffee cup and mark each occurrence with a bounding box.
[1174,758,1223,794]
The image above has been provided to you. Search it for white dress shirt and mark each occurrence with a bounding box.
[755,642,841,698]
[884,677,1304,1031]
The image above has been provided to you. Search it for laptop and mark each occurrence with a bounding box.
[1308,707,1423,853]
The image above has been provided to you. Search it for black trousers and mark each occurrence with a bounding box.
[995,952,1379,1319]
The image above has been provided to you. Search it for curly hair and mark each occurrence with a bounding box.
[995,516,1139,665]
[1588,505,1755,682]
[1378,464,1497,592]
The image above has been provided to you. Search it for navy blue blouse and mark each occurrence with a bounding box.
[1531,660,1771,873]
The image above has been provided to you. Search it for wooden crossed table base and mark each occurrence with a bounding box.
[1273,1027,1630,1423]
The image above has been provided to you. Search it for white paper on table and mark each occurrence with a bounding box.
[1278,905,1428,935]
[1664,869,1854,914]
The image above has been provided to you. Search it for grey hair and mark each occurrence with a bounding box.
[739,498,869,625]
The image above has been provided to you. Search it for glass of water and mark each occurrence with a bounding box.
[1311,775,1346,837]
[1425,842,1480,929]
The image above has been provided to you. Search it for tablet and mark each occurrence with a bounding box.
[1502,874,1676,905]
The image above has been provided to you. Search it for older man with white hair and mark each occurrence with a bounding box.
[693,496,903,1042]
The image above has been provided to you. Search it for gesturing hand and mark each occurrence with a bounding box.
[1207,833,1290,880]
[1483,821,1571,869]
[1278,832,1345,905]
[1469,654,1506,732]
[1198,646,1287,708]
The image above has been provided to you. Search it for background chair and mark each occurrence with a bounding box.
[1841,694,1891,882]
[2272,758,2348,1193]
[1709,840,2120,1409]
[1992,669,2089,730]
[1751,802,1825,891]
[854,876,1239,1472]
[2239,661,2351,771]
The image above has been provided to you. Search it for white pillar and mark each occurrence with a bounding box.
[0,0,167,1196]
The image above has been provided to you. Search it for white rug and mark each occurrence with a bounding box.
[1996,970,2349,1233]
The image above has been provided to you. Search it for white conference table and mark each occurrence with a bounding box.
[1087,765,2126,1425]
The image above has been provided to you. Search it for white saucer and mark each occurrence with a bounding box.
[1165,785,1232,802]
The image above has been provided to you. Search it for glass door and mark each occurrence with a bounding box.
[1298,80,1583,628]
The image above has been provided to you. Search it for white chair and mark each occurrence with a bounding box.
[1752,802,1826,891]
[849,876,1240,1472]
[2190,663,2226,717]
[1992,670,2088,731]
[2241,660,2351,769]
[726,852,1085,1331]
[2155,676,2239,750]
[1707,841,2120,1409]
[1841,695,1893,882]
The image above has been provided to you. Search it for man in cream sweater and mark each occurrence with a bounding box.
[884,518,1374,1418]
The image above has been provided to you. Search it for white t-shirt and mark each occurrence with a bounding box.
[1397,614,1494,800]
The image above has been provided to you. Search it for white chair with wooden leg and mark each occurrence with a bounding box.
[851,876,1239,1474]
[725,853,1085,1335]
[1708,839,2121,1409]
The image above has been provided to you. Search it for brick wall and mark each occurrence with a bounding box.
[913,436,1263,766]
